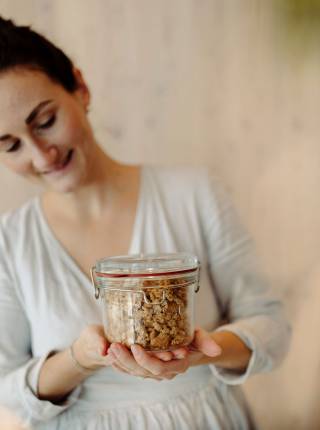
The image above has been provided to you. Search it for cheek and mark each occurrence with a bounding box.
[57,111,89,148]
[2,158,32,176]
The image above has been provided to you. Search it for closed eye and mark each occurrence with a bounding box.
[6,139,21,153]
[37,114,56,130]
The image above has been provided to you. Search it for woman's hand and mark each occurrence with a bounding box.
[108,328,222,380]
[38,324,114,402]
[72,324,114,371]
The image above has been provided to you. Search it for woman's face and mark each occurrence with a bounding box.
[0,68,96,193]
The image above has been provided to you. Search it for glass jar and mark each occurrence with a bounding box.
[91,253,200,351]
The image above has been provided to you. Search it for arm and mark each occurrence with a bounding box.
[190,329,251,372]
[37,325,113,403]
[0,228,112,426]
[199,170,291,383]
[0,244,57,427]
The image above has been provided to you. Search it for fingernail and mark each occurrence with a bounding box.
[211,346,222,357]
[131,345,140,355]
[176,354,185,359]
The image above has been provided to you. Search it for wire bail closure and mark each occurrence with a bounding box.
[91,263,201,300]
[90,267,100,299]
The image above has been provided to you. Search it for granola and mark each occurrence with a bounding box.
[103,277,194,351]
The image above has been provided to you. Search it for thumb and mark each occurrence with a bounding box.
[192,328,222,357]
[87,324,110,356]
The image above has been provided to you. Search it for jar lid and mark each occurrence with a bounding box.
[94,252,199,277]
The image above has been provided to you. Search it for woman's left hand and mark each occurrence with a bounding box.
[107,328,222,381]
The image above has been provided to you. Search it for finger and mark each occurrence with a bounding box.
[85,325,106,344]
[131,344,189,376]
[109,343,145,374]
[85,325,110,356]
[153,348,187,361]
[112,353,163,380]
[109,344,164,380]
[170,347,188,360]
[151,351,173,361]
[100,351,117,366]
[112,362,162,381]
[191,328,222,357]
[112,362,130,375]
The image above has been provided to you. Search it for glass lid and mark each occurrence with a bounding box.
[94,252,199,276]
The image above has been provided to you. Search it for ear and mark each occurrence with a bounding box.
[73,67,91,111]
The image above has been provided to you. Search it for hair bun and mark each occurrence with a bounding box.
[0,15,77,92]
[0,16,16,31]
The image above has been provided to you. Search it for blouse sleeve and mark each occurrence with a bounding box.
[0,223,81,427]
[198,169,291,385]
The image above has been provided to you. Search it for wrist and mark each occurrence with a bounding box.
[209,330,252,371]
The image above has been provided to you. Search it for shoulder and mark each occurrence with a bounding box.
[144,164,211,190]
[0,197,40,249]
[144,164,225,201]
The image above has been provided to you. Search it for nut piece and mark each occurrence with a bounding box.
[103,277,194,351]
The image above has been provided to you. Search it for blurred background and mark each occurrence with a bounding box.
[0,1,319,428]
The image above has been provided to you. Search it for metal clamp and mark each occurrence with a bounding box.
[90,267,100,299]
[141,289,166,305]
[194,264,201,293]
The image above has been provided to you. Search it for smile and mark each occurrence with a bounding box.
[43,149,74,175]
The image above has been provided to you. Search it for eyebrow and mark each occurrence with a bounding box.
[0,99,53,142]
[0,134,11,142]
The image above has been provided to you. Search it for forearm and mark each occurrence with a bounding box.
[194,330,252,372]
[37,325,111,403]
[38,346,94,403]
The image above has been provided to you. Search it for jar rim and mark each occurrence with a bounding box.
[93,252,199,276]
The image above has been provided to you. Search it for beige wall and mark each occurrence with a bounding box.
[0,1,319,428]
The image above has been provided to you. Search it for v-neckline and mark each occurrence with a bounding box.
[34,166,146,286]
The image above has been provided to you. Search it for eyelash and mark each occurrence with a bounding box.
[37,114,56,130]
[5,114,56,153]
[7,140,21,153]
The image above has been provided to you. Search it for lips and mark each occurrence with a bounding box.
[42,149,74,175]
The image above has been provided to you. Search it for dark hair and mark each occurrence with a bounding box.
[0,16,78,92]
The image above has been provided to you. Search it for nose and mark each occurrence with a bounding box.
[30,144,59,173]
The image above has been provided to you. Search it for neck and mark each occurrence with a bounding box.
[42,145,141,222]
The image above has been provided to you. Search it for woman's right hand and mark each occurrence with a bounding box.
[72,324,114,371]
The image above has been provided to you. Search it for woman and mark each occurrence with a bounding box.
[0,16,290,430]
